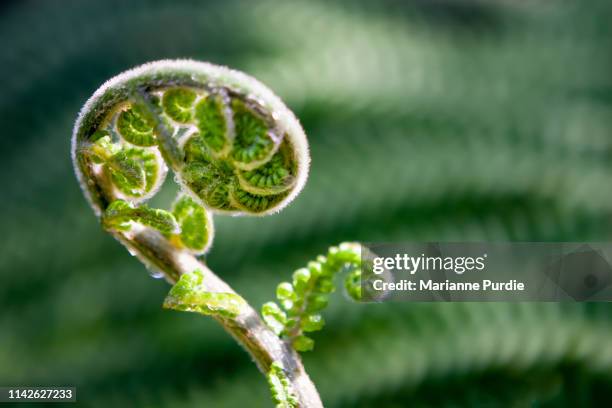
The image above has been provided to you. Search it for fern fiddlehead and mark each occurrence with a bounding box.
[72,60,318,407]
[262,243,362,352]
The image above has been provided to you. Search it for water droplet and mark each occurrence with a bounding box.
[149,269,165,279]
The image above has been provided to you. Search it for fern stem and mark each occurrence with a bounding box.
[114,225,322,407]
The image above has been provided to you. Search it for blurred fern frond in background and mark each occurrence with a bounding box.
[1,0,611,406]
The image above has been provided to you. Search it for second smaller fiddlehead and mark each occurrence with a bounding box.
[262,243,362,352]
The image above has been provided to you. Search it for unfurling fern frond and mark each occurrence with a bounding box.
[267,362,299,408]
[73,60,325,407]
[73,60,309,221]
[163,269,246,319]
[262,243,362,351]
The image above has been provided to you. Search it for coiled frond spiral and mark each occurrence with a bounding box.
[73,60,310,271]
[73,60,309,222]
[72,60,320,407]
[262,243,362,352]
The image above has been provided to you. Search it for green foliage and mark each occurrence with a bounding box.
[262,243,362,352]
[163,270,246,319]
[87,133,117,162]
[110,147,162,198]
[88,135,164,199]
[117,103,157,147]
[76,63,309,217]
[230,187,287,214]
[103,200,178,234]
[181,136,234,211]
[194,94,228,153]
[344,268,362,301]
[173,90,304,214]
[107,149,147,193]
[267,362,298,408]
[230,99,275,166]
[171,194,212,254]
[238,140,296,195]
[162,88,196,123]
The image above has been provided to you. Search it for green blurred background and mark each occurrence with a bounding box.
[2,0,612,406]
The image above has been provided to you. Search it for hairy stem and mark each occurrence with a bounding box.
[74,60,318,407]
[112,226,323,407]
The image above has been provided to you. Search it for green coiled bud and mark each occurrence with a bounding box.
[84,135,166,202]
[117,102,158,147]
[173,91,304,214]
[72,60,310,260]
[194,92,230,153]
[261,243,362,352]
[162,88,196,123]
[171,194,213,255]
